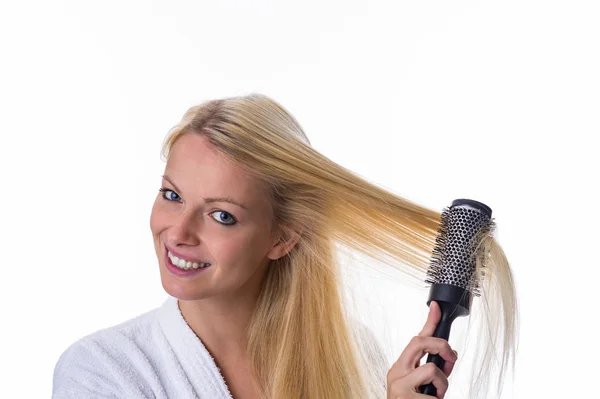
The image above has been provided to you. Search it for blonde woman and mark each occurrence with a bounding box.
[52,94,517,399]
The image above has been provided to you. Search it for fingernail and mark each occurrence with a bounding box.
[453,350,458,359]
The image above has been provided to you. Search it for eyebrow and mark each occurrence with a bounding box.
[162,175,249,211]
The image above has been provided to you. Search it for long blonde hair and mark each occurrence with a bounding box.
[159,94,518,399]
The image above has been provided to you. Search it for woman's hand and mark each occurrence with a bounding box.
[386,301,458,399]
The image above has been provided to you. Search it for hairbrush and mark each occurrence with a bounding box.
[418,199,495,396]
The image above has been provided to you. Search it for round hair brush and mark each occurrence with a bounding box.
[418,199,496,396]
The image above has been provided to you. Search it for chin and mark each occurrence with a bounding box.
[161,280,214,301]
[158,264,213,301]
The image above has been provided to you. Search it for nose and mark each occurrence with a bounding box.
[166,211,202,246]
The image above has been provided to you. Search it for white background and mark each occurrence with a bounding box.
[1,1,598,398]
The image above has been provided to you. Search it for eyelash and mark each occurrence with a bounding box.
[158,187,237,226]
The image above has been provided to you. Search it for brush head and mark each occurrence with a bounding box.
[425,199,495,313]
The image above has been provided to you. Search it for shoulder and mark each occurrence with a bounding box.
[52,335,115,398]
[52,307,160,399]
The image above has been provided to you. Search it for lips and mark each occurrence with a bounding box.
[165,244,210,264]
[164,248,211,276]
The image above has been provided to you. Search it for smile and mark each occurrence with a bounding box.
[168,250,211,270]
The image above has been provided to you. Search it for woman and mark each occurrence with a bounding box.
[52,94,516,399]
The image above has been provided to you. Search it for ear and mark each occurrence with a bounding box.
[267,228,303,261]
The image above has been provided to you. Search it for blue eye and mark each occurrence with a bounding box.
[159,188,180,202]
[210,210,237,226]
[158,188,237,226]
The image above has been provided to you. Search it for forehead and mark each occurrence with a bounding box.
[165,134,267,205]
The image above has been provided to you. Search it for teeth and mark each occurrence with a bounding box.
[168,251,211,270]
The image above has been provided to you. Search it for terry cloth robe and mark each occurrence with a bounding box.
[52,295,388,398]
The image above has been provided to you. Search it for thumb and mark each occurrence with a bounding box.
[418,301,441,337]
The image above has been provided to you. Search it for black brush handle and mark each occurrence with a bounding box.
[418,300,461,396]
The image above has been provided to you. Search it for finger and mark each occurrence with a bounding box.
[405,362,449,399]
[393,336,456,378]
[408,337,457,372]
[442,350,458,377]
[418,301,441,337]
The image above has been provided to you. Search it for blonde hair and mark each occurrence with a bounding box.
[159,94,518,399]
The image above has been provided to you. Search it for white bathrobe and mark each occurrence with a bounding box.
[52,295,388,398]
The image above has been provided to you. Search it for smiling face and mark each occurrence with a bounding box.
[150,133,285,302]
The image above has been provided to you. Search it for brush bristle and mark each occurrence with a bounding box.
[425,204,496,296]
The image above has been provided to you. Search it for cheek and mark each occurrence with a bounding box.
[214,235,248,260]
[149,200,167,235]
[217,228,271,265]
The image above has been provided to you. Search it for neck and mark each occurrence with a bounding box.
[177,286,262,361]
